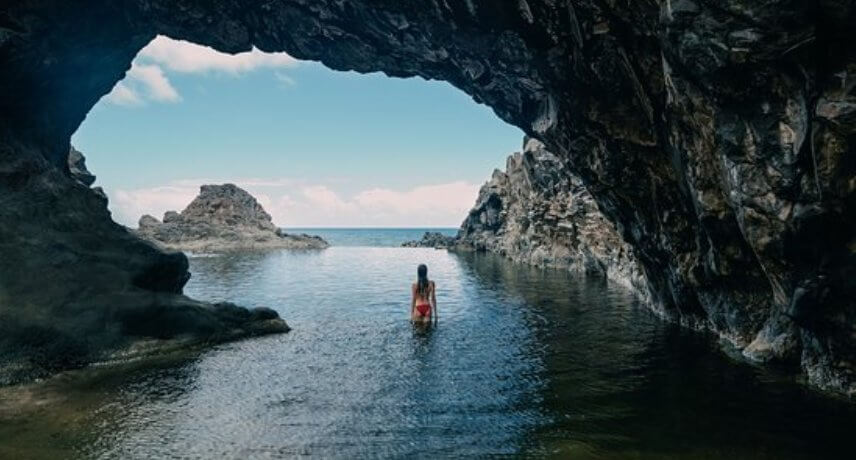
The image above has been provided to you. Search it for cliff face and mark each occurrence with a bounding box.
[0,149,288,385]
[0,1,854,392]
[457,139,646,296]
[137,184,328,252]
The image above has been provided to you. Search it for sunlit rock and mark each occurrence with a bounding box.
[136,183,328,252]
[456,138,646,297]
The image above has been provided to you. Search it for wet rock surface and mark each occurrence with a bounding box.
[456,138,646,297]
[136,183,328,252]
[0,1,854,393]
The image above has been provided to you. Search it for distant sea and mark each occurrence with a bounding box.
[280,227,458,247]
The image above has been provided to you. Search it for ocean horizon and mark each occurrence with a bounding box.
[280,227,458,247]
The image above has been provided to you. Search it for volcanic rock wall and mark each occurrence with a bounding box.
[0,1,853,392]
[457,138,646,297]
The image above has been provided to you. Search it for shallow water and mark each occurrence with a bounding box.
[2,247,855,458]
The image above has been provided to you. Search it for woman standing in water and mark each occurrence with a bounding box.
[411,264,437,323]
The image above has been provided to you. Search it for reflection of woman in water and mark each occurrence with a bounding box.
[411,264,436,323]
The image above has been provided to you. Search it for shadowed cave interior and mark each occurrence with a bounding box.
[0,1,854,395]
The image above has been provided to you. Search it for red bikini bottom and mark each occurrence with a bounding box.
[415,304,431,316]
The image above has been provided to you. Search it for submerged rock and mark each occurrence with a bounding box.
[455,138,646,296]
[136,184,329,252]
[401,232,457,248]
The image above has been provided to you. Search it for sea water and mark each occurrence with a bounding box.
[1,234,854,459]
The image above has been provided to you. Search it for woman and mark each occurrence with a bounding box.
[411,264,437,323]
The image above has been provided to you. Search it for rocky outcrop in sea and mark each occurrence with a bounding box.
[456,138,646,296]
[2,1,854,394]
[137,184,328,252]
[401,232,457,248]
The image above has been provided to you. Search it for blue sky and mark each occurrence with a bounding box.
[72,36,522,227]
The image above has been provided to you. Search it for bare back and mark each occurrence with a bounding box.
[411,280,437,322]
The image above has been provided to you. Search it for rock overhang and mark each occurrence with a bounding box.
[0,0,854,393]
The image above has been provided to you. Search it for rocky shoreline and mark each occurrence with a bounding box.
[401,232,457,249]
[402,138,647,299]
[137,184,328,252]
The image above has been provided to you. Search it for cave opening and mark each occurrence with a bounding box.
[2,0,856,457]
[71,35,523,231]
[1,0,854,405]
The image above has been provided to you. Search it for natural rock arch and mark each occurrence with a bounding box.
[0,1,853,393]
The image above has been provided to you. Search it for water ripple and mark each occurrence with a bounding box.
[2,248,855,459]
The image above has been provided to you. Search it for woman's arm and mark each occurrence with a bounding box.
[431,281,437,323]
[410,283,417,318]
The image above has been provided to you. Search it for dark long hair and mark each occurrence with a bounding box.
[416,264,430,298]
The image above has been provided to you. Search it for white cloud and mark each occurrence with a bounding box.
[130,63,181,102]
[106,179,479,228]
[112,185,199,225]
[300,185,351,212]
[354,182,478,216]
[104,81,142,106]
[103,36,298,106]
[139,36,298,74]
[268,182,480,227]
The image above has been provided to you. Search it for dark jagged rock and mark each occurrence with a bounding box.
[0,1,854,393]
[136,183,329,252]
[67,145,107,202]
[0,149,290,385]
[401,232,457,248]
[67,146,95,187]
[456,138,646,296]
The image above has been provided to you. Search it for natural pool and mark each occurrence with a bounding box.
[1,247,854,458]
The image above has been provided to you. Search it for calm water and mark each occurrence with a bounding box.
[2,247,855,458]
[282,227,457,247]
